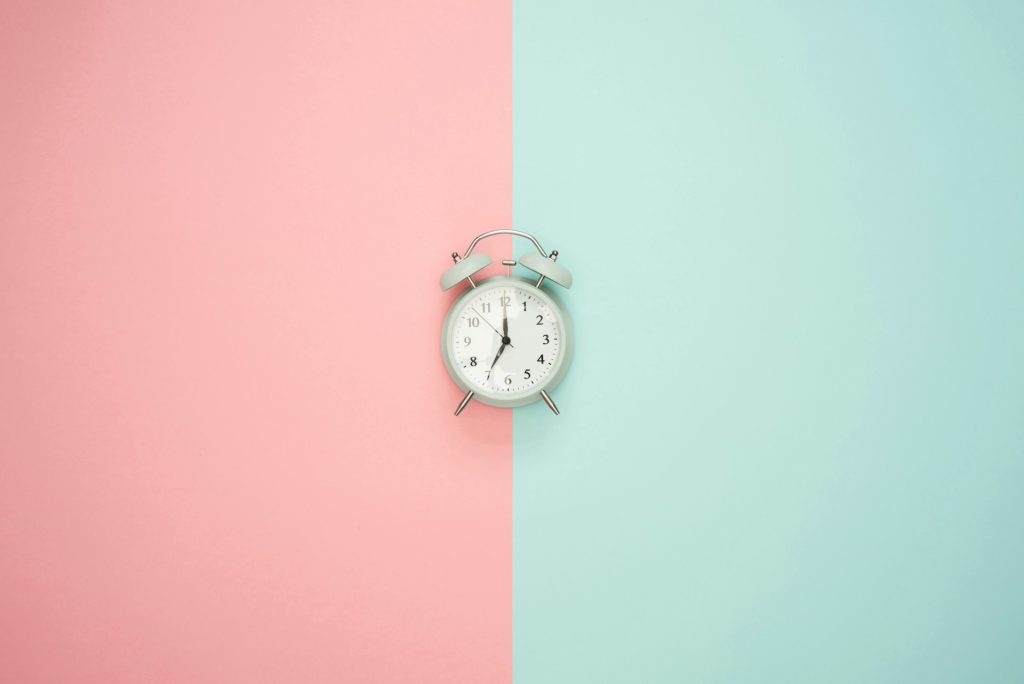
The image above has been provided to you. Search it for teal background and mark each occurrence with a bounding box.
[513,2,1024,682]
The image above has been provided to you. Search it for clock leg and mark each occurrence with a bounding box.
[539,390,560,415]
[454,390,475,416]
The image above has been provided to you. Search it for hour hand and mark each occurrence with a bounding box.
[488,342,507,372]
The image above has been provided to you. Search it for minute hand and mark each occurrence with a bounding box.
[488,342,507,372]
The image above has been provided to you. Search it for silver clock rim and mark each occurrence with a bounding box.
[440,276,573,408]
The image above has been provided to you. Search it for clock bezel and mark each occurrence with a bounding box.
[441,276,573,408]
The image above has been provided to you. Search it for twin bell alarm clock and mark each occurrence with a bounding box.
[439,229,573,416]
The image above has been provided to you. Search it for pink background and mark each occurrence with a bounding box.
[1,1,511,681]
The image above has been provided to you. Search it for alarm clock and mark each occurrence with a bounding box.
[440,229,573,416]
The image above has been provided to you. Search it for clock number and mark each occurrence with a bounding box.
[523,369,531,379]
[469,317,480,327]
[535,314,543,325]
[522,301,527,312]
[504,375,512,385]
[482,303,491,313]
[500,296,511,307]
[536,354,544,364]
[469,356,477,366]
[542,334,550,344]
[464,336,471,345]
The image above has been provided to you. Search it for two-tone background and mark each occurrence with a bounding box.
[2,1,1022,682]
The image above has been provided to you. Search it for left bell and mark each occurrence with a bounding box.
[439,253,491,290]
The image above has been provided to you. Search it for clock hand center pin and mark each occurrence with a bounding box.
[472,306,513,347]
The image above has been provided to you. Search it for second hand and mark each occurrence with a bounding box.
[472,307,513,347]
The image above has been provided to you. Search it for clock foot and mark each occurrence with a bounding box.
[539,390,560,415]
[454,390,475,416]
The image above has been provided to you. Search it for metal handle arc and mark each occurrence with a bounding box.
[463,229,548,259]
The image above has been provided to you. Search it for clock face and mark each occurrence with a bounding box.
[447,281,564,399]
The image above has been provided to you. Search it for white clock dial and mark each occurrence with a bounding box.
[448,283,562,397]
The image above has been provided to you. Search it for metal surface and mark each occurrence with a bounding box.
[539,390,559,415]
[464,229,548,259]
[533,250,559,288]
[451,252,476,288]
[454,389,474,416]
